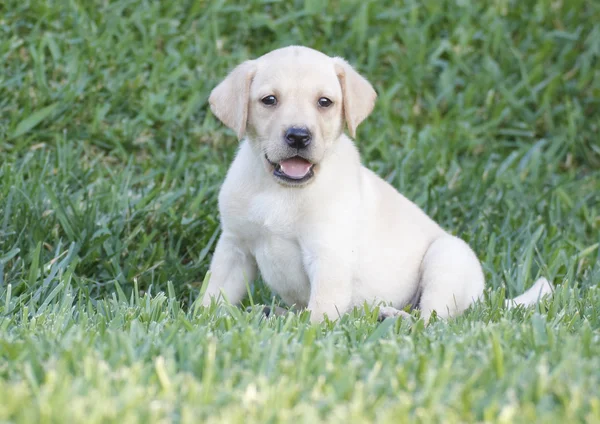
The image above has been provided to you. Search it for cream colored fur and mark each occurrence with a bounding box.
[202,46,552,323]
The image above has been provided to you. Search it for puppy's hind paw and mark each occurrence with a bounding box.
[377,306,412,322]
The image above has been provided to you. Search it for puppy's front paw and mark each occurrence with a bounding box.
[378,306,412,322]
[246,305,288,318]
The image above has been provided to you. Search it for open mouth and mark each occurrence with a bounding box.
[266,155,315,184]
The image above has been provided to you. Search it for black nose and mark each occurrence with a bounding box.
[284,127,312,149]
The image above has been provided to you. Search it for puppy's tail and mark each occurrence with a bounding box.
[505,277,553,308]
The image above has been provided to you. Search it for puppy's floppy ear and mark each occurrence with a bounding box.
[333,58,377,138]
[209,60,257,140]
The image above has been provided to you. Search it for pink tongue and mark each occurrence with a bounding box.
[279,157,312,179]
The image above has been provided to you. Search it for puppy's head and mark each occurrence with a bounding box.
[209,46,376,187]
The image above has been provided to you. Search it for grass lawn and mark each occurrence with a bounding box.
[1,0,599,422]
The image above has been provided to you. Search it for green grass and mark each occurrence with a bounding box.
[1,0,599,422]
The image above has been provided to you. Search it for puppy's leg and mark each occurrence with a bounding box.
[306,254,353,323]
[202,233,257,306]
[417,236,485,321]
[307,281,352,323]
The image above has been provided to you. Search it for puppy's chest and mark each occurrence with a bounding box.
[224,192,312,306]
[253,235,311,307]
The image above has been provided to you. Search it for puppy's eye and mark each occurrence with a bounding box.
[261,95,277,106]
[318,97,333,108]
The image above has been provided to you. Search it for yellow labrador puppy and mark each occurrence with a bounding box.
[202,46,552,322]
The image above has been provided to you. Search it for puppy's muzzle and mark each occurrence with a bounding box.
[284,127,312,149]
